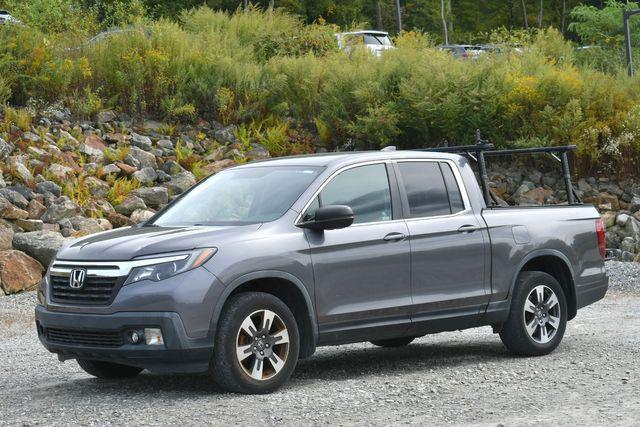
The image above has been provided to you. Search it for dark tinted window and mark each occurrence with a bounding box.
[398,162,451,218]
[441,163,465,213]
[304,164,392,224]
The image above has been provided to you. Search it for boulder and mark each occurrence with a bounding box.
[132,167,158,185]
[520,187,554,205]
[130,209,155,223]
[115,195,146,216]
[0,196,29,220]
[130,132,153,151]
[12,230,67,267]
[116,162,137,175]
[202,159,235,176]
[12,161,33,182]
[95,110,117,123]
[13,219,43,232]
[620,237,636,254]
[107,212,136,228]
[47,163,74,181]
[36,181,62,197]
[79,134,107,158]
[41,197,80,224]
[101,163,121,175]
[214,125,236,144]
[616,213,631,227]
[131,187,169,208]
[629,196,640,214]
[126,146,157,169]
[69,216,103,235]
[163,171,196,195]
[601,211,617,228]
[97,218,113,231]
[0,137,13,160]
[161,160,186,176]
[0,250,43,294]
[0,228,13,250]
[0,188,29,209]
[27,199,47,219]
[85,176,110,199]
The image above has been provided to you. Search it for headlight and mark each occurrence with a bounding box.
[125,248,217,285]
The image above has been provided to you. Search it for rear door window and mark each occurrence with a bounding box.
[397,162,465,218]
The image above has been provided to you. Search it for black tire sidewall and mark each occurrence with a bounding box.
[212,292,300,394]
[500,271,568,356]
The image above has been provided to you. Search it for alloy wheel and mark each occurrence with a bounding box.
[235,309,290,381]
[523,285,561,344]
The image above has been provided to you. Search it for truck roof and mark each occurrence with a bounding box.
[238,150,463,169]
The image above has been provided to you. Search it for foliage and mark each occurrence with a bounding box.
[106,177,140,205]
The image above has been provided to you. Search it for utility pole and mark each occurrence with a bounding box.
[623,9,640,76]
[395,0,402,33]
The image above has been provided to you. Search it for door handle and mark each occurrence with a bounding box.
[383,232,406,242]
[457,225,480,233]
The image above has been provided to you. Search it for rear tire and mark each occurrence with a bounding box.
[370,337,415,348]
[499,271,567,356]
[77,359,143,379]
[211,292,300,394]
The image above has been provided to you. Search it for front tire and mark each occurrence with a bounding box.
[499,271,568,356]
[211,292,300,394]
[77,359,143,379]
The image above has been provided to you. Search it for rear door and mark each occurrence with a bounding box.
[394,160,490,327]
[300,162,412,343]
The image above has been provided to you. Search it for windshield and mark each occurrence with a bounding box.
[151,166,324,226]
[364,34,392,46]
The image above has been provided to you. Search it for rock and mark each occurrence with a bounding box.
[95,110,117,123]
[126,146,157,169]
[36,181,62,197]
[156,170,171,183]
[132,167,158,185]
[116,162,137,175]
[204,146,226,162]
[79,134,107,158]
[602,211,617,228]
[223,148,245,161]
[11,161,33,182]
[0,228,13,250]
[131,187,169,208]
[542,176,557,187]
[9,183,35,201]
[12,230,67,267]
[0,137,14,160]
[201,159,235,176]
[107,212,135,228]
[130,132,153,151]
[520,187,554,205]
[620,251,635,262]
[157,139,174,150]
[0,188,29,209]
[130,209,155,223]
[584,192,620,211]
[40,197,80,223]
[214,125,236,144]
[620,237,636,254]
[97,218,113,231]
[21,131,40,143]
[163,171,196,195]
[69,216,103,235]
[616,213,631,227]
[115,195,146,216]
[0,250,43,294]
[27,199,47,219]
[85,176,110,199]
[162,160,186,176]
[14,219,43,232]
[0,196,29,220]
[629,196,640,213]
[101,163,121,175]
[47,164,74,181]
[625,217,640,241]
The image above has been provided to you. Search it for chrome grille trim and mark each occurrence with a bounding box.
[50,254,190,277]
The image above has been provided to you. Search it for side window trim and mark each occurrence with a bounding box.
[296,161,397,226]
[393,159,471,221]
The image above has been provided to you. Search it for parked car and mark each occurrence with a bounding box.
[335,30,395,57]
[0,11,20,25]
[440,44,500,59]
[35,148,608,394]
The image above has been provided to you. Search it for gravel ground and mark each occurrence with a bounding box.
[0,262,638,426]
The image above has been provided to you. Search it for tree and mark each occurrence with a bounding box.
[440,0,449,43]
[521,0,529,29]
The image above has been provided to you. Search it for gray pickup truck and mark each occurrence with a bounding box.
[35,144,608,394]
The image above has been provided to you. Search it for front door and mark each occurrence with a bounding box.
[301,162,412,344]
[393,160,489,329]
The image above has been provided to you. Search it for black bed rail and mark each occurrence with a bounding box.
[415,130,581,207]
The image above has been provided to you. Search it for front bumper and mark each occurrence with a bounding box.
[35,305,214,373]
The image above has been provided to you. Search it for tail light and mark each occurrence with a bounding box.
[595,218,606,259]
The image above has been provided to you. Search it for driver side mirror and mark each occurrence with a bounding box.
[298,205,354,231]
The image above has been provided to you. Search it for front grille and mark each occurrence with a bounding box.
[50,275,120,305]
[45,327,124,347]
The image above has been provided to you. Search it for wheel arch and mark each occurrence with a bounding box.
[511,250,577,320]
[211,271,317,358]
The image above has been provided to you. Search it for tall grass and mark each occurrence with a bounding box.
[1,7,640,175]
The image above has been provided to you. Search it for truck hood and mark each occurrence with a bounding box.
[56,224,262,262]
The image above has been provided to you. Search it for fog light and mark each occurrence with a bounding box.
[144,328,164,346]
[129,331,141,344]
